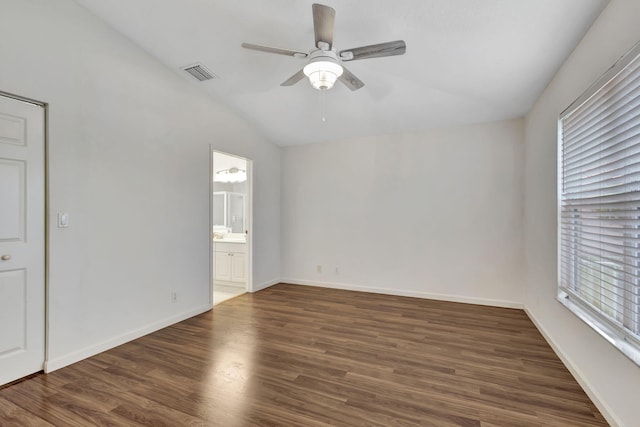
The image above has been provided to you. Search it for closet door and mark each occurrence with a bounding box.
[0,95,45,385]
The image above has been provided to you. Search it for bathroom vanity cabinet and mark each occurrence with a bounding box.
[214,242,246,284]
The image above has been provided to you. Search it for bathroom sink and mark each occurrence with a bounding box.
[223,238,245,243]
[213,237,246,243]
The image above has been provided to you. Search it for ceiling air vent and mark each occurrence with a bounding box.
[182,63,217,81]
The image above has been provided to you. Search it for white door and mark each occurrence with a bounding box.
[0,95,45,385]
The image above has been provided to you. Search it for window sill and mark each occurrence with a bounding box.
[557,292,640,368]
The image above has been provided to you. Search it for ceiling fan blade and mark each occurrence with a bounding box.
[242,42,308,57]
[281,69,307,86]
[338,66,365,91]
[312,4,336,49]
[339,40,406,61]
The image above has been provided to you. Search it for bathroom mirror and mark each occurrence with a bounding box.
[212,192,226,227]
[228,192,245,233]
[213,191,245,232]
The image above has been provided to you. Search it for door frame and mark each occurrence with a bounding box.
[0,90,49,374]
[209,148,253,307]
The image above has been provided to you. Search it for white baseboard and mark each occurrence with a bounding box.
[44,304,212,373]
[280,278,523,309]
[524,307,620,427]
[252,278,280,293]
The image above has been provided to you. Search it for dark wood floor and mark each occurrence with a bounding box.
[0,283,607,426]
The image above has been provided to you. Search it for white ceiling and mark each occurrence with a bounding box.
[73,0,607,146]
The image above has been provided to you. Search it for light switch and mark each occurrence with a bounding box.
[58,212,69,228]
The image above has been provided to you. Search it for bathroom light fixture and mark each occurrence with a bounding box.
[303,59,343,90]
[214,167,247,183]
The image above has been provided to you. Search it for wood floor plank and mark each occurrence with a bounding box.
[0,284,608,426]
[0,397,55,427]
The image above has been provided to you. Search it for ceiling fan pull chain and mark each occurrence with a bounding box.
[320,89,326,123]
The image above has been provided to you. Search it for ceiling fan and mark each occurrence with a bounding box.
[242,3,406,92]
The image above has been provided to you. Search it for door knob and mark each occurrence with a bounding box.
[1,254,11,261]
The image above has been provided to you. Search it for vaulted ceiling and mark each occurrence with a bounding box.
[73,0,607,146]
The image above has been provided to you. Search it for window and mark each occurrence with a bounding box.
[558,40,640,366]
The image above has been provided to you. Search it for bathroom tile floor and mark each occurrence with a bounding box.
[213,283,245,305]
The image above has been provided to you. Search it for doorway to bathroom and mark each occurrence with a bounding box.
[210,150,252,306]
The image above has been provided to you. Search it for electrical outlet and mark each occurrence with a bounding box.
[171,292,177,303]
[317,265,322,273]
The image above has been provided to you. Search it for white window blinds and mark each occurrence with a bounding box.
[559,40,640,366]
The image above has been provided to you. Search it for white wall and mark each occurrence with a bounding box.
[0,0,280,370]
[524,0,640,425]
[281,119,525,307]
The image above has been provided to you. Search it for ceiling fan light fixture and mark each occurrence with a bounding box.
[303,60,343,90]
